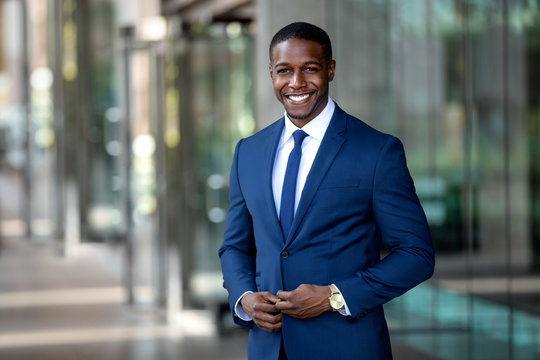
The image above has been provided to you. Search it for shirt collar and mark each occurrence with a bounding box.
[282,97,335,144]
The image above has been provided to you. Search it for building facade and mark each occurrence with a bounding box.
[1,0,539,358]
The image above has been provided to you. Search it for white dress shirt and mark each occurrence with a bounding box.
[235,98,350,319]
[272,98,335,216]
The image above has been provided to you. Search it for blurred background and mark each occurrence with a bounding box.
[0,0,539,359]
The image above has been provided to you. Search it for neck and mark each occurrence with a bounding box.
[287,96,329,128]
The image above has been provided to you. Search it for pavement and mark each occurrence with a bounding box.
[0,233,445,360]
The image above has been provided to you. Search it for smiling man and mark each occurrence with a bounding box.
[219,22,435,360]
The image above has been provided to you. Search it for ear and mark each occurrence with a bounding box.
[269,63,274,79]
[328,60,336,82]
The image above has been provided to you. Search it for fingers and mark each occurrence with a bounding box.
[242,292,282,332]
[240,286,328,329]
[261,291,280,304]
[242,291,277,309]
[274,301,292,312]
[252,310,282,332]
[254,300,279,314]
[275,284,330,319]
[275,290,295,314]
[276,290,290,301]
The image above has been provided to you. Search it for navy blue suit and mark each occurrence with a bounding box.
[219,104,434,359]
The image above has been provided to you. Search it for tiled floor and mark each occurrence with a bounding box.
[0,235,438,360]
[2,229,540,359]
[385,279,540,359]
[0,236,246,360]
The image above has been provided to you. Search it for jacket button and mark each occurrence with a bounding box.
[280,250,289,258]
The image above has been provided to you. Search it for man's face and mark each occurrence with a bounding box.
[269,38,335,127]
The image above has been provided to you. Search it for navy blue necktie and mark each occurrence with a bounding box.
[280,130,308,240]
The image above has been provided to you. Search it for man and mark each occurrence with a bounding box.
[219,22,434,359]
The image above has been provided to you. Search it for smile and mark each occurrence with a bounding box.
[286,93,312,103]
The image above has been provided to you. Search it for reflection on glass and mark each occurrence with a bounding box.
[181,23,254,305]
[327,0,540,358]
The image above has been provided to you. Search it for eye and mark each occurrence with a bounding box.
[276,68,290,74]
[305,67,318,72]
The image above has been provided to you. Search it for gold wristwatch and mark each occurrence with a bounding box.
[328,284,344,311]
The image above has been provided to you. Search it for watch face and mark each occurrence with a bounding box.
[330,294,344,310]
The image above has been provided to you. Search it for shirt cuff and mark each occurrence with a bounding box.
[234,291,254,321]
[332,284,351,317]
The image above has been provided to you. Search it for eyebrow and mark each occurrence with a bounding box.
[273,60,323,69]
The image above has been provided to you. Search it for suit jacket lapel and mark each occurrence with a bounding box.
[285,106,347,247]
[263,117,286,244]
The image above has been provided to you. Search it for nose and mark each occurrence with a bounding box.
[289,70,306,89]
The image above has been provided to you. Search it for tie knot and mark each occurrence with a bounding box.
[293,130,308,146]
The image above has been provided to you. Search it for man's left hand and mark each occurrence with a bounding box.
[275,284,332,319]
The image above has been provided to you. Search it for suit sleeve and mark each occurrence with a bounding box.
[218,139,257,328]
[335,136,435,318]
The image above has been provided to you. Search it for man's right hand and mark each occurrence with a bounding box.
[240,292,282,332]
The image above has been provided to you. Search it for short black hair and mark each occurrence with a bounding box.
[269,22,333,63]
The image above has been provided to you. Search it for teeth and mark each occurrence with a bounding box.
[289,94,310,102]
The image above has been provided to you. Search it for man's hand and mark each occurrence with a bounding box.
[240,292,282,332]
[275,284,332,319]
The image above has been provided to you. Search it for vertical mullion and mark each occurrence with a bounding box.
[460,0,475,358]
[501,0,514,358]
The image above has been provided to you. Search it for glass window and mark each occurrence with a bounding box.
[327,1,540,358]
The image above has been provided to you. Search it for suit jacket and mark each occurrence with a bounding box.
[219,104,434,360]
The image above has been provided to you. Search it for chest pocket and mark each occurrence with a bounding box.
[318,172,361,190]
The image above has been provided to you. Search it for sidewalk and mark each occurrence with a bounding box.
[0,235,439,360]
[0,236,248,360]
